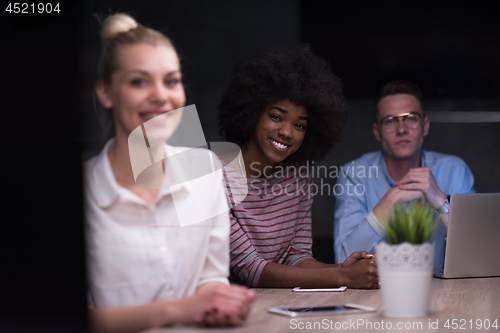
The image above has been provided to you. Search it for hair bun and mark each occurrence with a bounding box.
[101,14,138,46]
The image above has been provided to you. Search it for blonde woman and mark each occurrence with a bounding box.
[85,14,254,332]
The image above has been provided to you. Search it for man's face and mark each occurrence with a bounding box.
[372,94,429,160]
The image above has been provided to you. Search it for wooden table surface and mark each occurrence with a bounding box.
[145,277,500,332]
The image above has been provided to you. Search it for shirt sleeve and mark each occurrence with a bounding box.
[284,175,314,266]
[333,172,383,264]
[197,212,231,287]
[197,163,231,288]
[449,160,475,195]
[229,211,270,287]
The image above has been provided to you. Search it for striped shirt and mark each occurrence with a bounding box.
[223,163,314,287]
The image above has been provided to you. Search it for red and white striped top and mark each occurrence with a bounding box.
[223,163,314,287]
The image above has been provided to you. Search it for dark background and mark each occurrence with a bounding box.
[1,1,87,332]
[2,0,500,331]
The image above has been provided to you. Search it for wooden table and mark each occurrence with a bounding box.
[146,278,500,332]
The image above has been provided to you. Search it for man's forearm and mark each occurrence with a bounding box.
[372,196,394,225]
[439,213,449,230]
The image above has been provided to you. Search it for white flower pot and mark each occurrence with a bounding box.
[375,242,434,318]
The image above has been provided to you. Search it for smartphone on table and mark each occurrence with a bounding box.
[292,286,347,292]
[268,304,376,317]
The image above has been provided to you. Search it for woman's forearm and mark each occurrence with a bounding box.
[258,256,378,289]
[296,258,340,269]
[90,282,255,332]
[258,262,347,288]
[90,298,189,333]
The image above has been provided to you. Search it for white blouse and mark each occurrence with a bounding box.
[85,139,230,308]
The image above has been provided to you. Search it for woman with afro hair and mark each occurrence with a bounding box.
[218,45,379,289]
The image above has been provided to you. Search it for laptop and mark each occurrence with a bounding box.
[434,193,500,278]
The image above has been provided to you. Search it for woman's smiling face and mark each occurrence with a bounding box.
[96,43,186,141]
[250,99,308,165]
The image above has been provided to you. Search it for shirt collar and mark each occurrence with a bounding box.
[380,149,427,187]
[420,149,428,167]
[378,150,395,186]
[90,139,192,208]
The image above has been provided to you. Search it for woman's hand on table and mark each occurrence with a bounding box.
[340,254,379,289]
[192,282,255,327]
[340,251,375,268]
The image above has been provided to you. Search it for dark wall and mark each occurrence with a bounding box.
[302,1,500,98]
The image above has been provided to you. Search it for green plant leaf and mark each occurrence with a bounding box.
[384,200,439,244]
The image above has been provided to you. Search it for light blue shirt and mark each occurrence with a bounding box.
[333,150,475,274]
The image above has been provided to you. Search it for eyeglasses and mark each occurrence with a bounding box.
[378,112,424,132]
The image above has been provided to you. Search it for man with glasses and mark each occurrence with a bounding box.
[333,80,475,274]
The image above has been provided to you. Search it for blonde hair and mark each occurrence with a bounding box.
[97,13,175,84]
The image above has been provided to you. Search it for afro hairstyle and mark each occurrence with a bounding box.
[218,44,347,164]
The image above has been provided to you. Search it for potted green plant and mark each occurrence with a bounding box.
[375,199,439,318]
